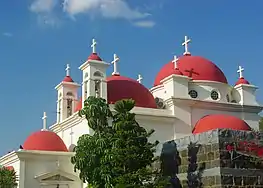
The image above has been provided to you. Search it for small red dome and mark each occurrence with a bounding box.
[154,55,227,86]
[192,114,251,134]
[23,130,68,152]
[88,53,102,61]
[62,76,74,82]
[75,97,82,112]
[74,75,157,112]
[107,75,157,108]
[5,166,14,171]
[235,77,250,86]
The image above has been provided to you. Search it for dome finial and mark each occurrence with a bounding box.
[237,65,244,78]
[111,54,120,76]
[66,64,70,76]
[91,38,97,54]
[182,35,191,55]
[172,55,179,69]
[41,112,47,131]
[137,74,143,83]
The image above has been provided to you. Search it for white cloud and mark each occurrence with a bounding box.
[29,0,59,26]
[2,32,13,37]
[133,20,156,28]
[63,0,149,20]
[30,0,56,13]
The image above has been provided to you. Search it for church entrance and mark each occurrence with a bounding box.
[40,184,70,188]
[35,170,79,188]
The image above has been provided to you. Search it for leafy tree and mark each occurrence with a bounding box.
[0,167,17,188]
[71,96,169,187]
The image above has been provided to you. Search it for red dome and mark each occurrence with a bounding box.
[88,53,102,61]
[174,68,183,76]
[75,97,82,112]
[107,75,157,108]
[62,76,74,82]
[192,114,251,134]
[235,77,250,86]
[5,166,14,171]
[23,130,68,152]
[74,75,157,112]
[154,55,228,86]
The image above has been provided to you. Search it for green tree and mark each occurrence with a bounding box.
[0,167,17,188]
[71,96,169,188]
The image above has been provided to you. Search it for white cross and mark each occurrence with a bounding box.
[70,130,74,145]
[172,55,179,69]
[182,35,191,55]
[91,38,97,53]
[237,65,244,78]
[111,54,120,75]
[56,160,60,169]
[137,74,143,83]
[42,112,47,131]
[66,64,70,76]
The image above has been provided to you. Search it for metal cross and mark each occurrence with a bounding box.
[66,64,70,76]
[185,68,199,77]
[111,54,120,75]
[42,112,47,131]
[70,130,74,145]
[237,65,244,78]
[91,38,97,53]
[182,35,191,55]
[137,74,143,83]
[172,55,179,69]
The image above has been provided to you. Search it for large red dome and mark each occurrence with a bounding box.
[154,55,228,86]
[192,114,251,134]
[23,130,68,152]
[107,75,157,108]
[75,75,157,111]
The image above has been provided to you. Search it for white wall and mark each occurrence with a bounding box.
[23,155,82,188]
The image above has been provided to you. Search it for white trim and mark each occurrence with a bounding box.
[79,60,110,70]
[55,82,80,90]
[165,97,263,113]
[34,169,79,183]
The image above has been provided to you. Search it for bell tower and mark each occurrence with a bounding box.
[79,38,110,105]
[55,64,80,123]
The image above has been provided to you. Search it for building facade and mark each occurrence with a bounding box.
[0,36,262,188]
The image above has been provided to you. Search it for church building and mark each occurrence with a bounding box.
[0,36,261,188]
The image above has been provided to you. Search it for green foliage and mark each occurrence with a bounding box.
[0,167,17,188]
[72,96,167,187]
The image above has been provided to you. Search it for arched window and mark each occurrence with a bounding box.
[93,71,103,77]
[67,99,73,117]
[58,99,62,122]
[85,72,89,78]
[66,92,74,97]
[95,79,101,97]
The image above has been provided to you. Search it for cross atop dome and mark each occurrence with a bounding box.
[137,74,143,83]
[66,64,70,76]
[172,55,179,69]
[91,38,97,54]
[111,54,120,76]
[41,112,47,131]
[182,36,191,55]
[237,65,244,78]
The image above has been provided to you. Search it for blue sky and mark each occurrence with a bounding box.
[0,0,263,155]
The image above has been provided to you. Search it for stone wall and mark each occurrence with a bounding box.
[174,130,222,187]
[218,129,263,187]
[172,129,263,188]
